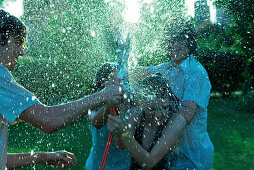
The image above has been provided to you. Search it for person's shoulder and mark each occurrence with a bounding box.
[0,64,14,82]
[148,62,170,73]
[189,57,208,75]
[157,62,170,68]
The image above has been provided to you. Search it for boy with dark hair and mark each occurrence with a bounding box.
[86,63,131,170]
[0,9,124,169]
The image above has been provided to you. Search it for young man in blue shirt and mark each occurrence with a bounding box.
[0,9,124,169]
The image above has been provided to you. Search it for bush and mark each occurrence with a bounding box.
[198,51,245,96]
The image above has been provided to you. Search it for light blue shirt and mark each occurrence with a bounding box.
[149,54,214,169]
[0,63,39,169]
[0,63,39,123]
[86,111,131,170]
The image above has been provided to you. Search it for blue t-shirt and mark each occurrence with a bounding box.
[0,63,39,168]
[86,110,131,170]
[148,54,214,170]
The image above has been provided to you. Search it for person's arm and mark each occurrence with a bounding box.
[19,84,123,134]
[128,66,151,81]
[6,151,77,169]
[112,106,141,150]
[87,105,111,129]
[108,101,198,169]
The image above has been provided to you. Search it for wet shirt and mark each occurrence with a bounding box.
[86,109,131,170]
[0,63,39,169]
[148,54,214,169]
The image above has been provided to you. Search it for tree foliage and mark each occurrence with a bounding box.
[214,0,254,56]
[13,0,185,104]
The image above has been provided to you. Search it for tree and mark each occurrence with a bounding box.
[214,0,254,94]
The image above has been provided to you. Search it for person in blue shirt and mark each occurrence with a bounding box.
[86,63,131,170]
[128,16,214,170]
[0,9,124,169]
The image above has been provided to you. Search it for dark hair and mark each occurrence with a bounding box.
[0,9,27,46]
[141,75,173,100]
[94,63,114,91]
[163,17,197,55]
[140,75,179,112]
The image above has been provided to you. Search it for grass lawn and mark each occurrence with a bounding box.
[8,97,254,169]
[208,97,254,169]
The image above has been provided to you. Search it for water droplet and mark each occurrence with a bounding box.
[62,28,66,33]
[125,115,129,119]
[91,30,96,37]
[123,93,127,99]
[119,87,122,92]
[88,109,92,115]
[32,96,36,101]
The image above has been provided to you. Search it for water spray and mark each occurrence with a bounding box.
[100,28,131,170]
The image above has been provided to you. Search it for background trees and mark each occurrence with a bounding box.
[214,0,254,95]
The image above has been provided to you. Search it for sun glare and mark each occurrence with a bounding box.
[3,0,23,18]
[123,0,140,23]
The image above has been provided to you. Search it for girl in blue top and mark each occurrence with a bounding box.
[86,63,131,170]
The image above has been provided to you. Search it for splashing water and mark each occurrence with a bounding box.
[7,0,188,169]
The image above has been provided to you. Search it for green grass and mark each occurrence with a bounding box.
[8,97,254,169]
[208,97,254,169]
[8,119,91,170]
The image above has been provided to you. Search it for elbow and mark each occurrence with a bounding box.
[117,145,126,150]
[90,119,104,129]
[43,126,57,134]
[40,120,59,134]
[140,158,156,170]
[93,123,103,129]
[143,164,155,170]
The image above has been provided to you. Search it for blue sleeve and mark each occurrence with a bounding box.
[148,63,169,75]
[183,71,211,109]
[0,76,39,124]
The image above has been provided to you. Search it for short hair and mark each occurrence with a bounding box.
[163,17,197,55]
[137,75,179,111]
[0,9,27,46]
[139,75,175,101]
[94,63,114,91]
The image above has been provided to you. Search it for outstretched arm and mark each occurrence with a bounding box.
[128,66,151,81]
[6,151,77,169]
[19,84,123,134]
